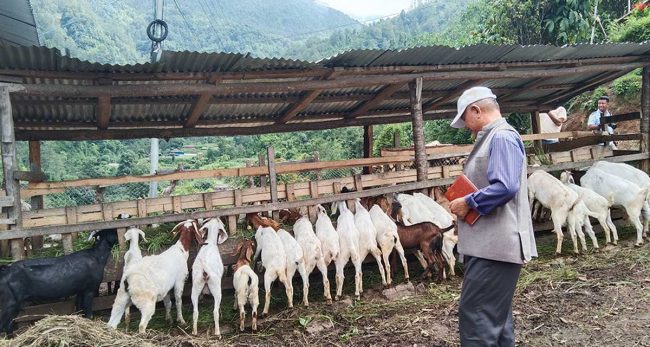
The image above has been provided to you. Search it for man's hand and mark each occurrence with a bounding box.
[450,197,471,219]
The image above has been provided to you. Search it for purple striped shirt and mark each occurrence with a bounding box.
[464,131,525,215]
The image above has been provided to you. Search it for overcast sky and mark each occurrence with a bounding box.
[318,0,414,21]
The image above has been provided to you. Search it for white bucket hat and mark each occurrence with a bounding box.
[450,86,497,129]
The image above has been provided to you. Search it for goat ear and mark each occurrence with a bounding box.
[217,229,228,244]
[234,242,243,255]
[87,230,98,242]
[138,229,147,243]
[331,201,339,216]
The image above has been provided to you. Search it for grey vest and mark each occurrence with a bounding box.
[458,118,538,264]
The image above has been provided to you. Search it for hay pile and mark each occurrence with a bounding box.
[0,315,212,347]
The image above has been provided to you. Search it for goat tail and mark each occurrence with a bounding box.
[441,222,455,232]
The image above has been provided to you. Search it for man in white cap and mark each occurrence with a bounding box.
[448,86,537,346]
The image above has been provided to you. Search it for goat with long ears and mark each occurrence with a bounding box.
[190,217,228,337]
[232,239,259,332]
[108,219,202,333]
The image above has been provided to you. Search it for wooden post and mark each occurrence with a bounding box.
[267,147,279,220]
[308,181,319,223]
[641,67,650,173]
[258,154,267,188]
[409,77,427,193]
[1,86,23,260]
[363,125,373,174]
[28,140,44,251]
[245,160,254,187]
[313,151,321,180]
[530,111,543,152]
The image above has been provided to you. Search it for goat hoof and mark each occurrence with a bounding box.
[326,299,333,305]
[634,243,643,248]
[334,295,340,301]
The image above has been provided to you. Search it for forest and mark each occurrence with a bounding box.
[10,0,650,206]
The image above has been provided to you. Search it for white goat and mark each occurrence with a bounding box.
[581,167,648,246]
[331,201,362,300]
[254,226,292,315]
[560,171,618,245]
[276,228,310,307]
[528,171,583,254]
[121,227,147,330]
[190,218,229,336]
[232,240,259,332]
[293,215,332,303]
[315,205,340,267]
[108,220,202,333]
[592,161,650,236]
[368,204,409,284]
[353,199,387,289]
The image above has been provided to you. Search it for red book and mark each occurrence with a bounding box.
[444,174,481,225]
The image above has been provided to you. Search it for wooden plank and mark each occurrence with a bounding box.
[520,131,593,141]
[184,94,213,128]
[1,86,23,259]
[349,83,404,118]
[28,140,44,251]
[172,196,182,213]
[267,147,279,220]
[601,111,640,123]
[545,133,641,152]
[641,67,650,173]
[354,174,363,191]
[0,196,14,208]
[0,218,15,225]
[258,154,267,187]
[202,193,213,210]
[96,96,111,129]
[13,170,44,181]
[422,79,484,112]
[528,152,650,174]
[286,184,295,201]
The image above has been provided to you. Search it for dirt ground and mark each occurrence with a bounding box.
[7,224,650,347]
[136,224,649,347]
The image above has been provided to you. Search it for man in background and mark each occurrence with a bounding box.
[539,106,568,144]
[587,96,617,149]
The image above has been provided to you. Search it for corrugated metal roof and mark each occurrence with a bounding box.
[0,0,39,47]
[2,42,649,140]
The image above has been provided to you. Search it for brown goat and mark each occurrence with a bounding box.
[394,221,449,282]
[278,208,302,225]
[246,213,281,231]
[233,239,255,273]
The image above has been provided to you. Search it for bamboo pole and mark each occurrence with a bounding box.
[29,141,44,251]
[641,67,650,173]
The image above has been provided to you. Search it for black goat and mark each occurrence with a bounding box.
[0,228,118,335]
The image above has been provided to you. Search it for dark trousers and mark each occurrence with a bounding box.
[459,256,522,347]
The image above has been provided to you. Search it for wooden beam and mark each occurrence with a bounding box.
[542,70,631,106]
[348,83,404,118]
[528,152,650,174]
[267,147,279,220]
[183,94,213,128]
[277,70,340,124]
[0,196,14,208]
[13,171,44,181]
[642,66,650,173]
[277,90,322,124]
[0,176,460,240]
[0,86,23,259]
[545,133,642,152]
[363,125,373,174]
[499,77,549,102]
[530,111,542,150]
[422,79,483,112]
[96,96,111,129]
[409,77,427,186]
[14,63,646,98]
[13,101,543,142]
[26,154,418,191]
[28,140,44,251]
